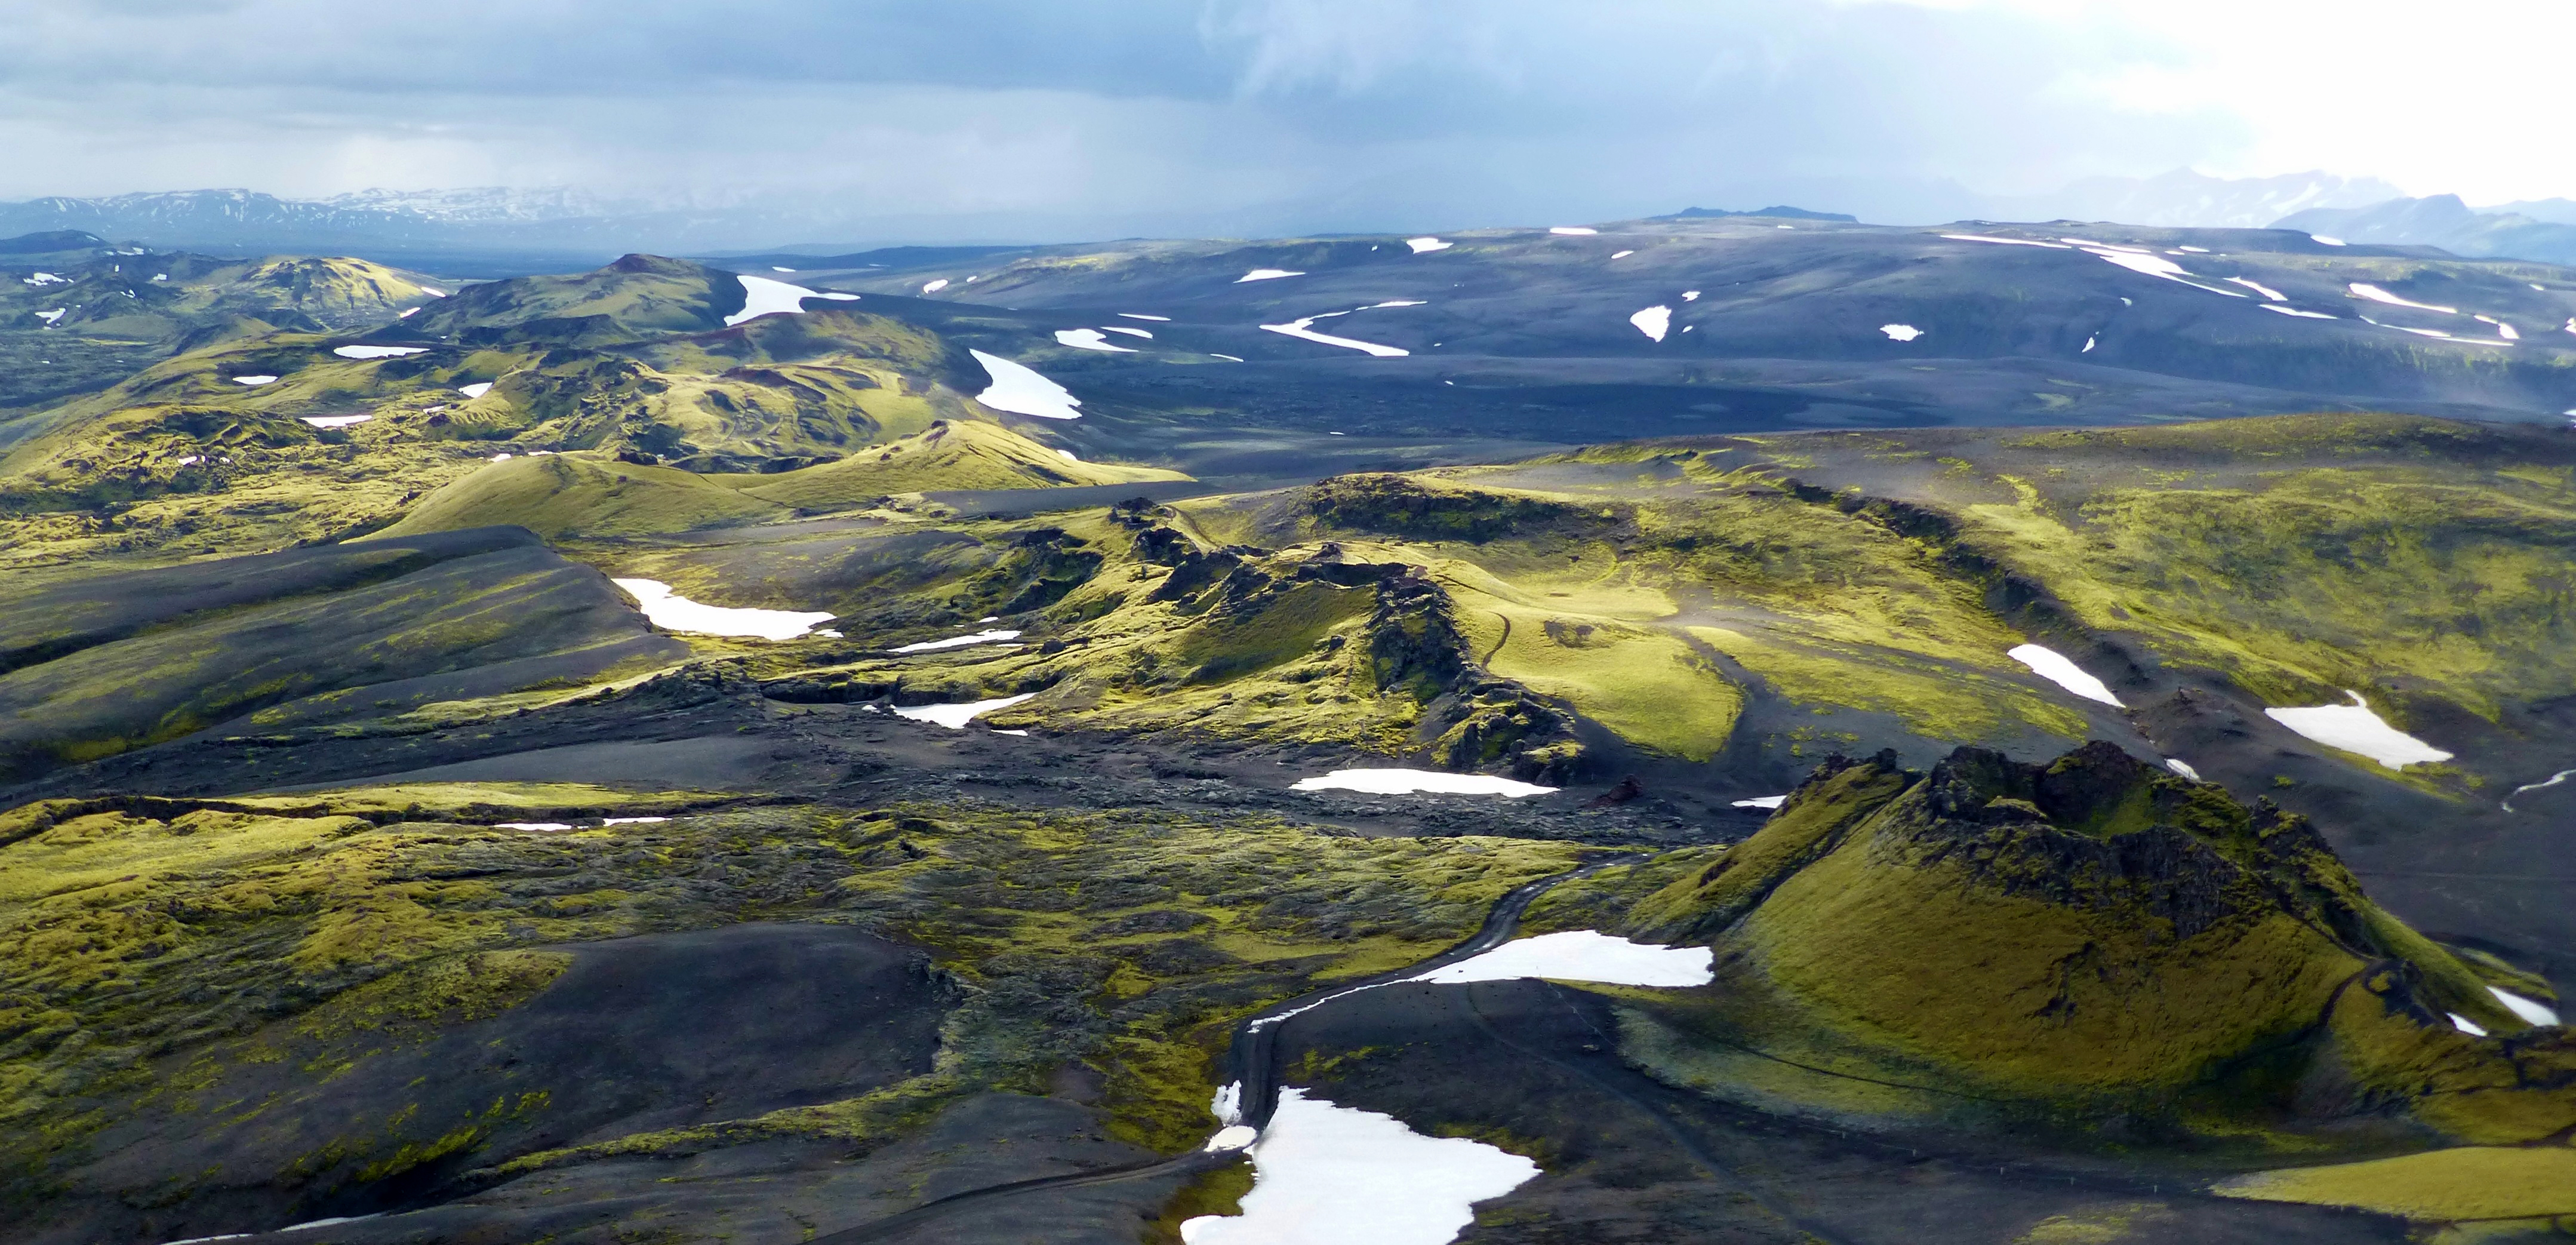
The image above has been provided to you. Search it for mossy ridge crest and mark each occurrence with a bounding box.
[1587,742,2574,1146]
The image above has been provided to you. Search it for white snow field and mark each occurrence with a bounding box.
[1880,324,1922,342]
[1549,226,1598,235]
[1237,268,1304,282]
[2490,988,2560,1027]
[894,693,1038,729]
[1630,305,1672,341]
[969,350,1083,419]
[333,345,428,359]
[1260,316,1408,357]
[1406,236,1452,253]
[888,628,1023,653]
[1409,931,1714,987]
[1180,1089,1540,1245]
[457,383,494,398]
[1053,328,1136,352]
[233,375,279,386]
[1290,768,1555,797]
[723,275,860,327]
[1941,233,2072,248]
[2349,283,2455,313]
[2264,692,2454,770]
[2008,644,2123,707]
[297,414,373,429]
[611,578,835,641]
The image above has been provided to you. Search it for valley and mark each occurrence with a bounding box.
[2,213,2572,1244]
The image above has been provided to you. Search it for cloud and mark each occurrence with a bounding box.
[0,0,2562,243]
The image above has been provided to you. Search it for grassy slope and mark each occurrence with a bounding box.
[735,419,1187,508]
[379,453,785,540]
[0,786,1585,1207]
[1530,747,2575,1150]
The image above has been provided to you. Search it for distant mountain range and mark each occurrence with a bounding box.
[2276,195,2576,266]
[2008,168,2403,229]
[14,174,2576,270]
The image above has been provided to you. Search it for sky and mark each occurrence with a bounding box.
[1,0,2569,241]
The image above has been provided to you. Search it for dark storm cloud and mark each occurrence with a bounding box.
[0,1,2239,240]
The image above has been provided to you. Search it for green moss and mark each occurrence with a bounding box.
[2215,1145,2576,1221]
[1143,1155,1256,1244]
[377,453,784,540]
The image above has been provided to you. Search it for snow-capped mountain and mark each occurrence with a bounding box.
[1999,168,2404,229]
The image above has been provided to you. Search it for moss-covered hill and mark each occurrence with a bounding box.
[0,257,1180,572]
[0,247,444,412]
[1531,744,2571,1148]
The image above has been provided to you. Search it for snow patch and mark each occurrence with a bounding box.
[298,414,373,429]
[888,628,1023,654]
[2349,283,2455,313]
[20,272,66,285]
[601,816,668,826]
[33,308,63,325]
[1405,236,1452,253]
[1178,1088,1539,1245]
[1118,312,1170,321]
[2009,644,2123,706]
[724,275,858,327]
[497,822,571,832]
[1054,328,1137,353]
[1237,268,1304,282]
[2498,322,2521,340]
[2262,305,2338,319]
[2310,235,2346,246]
[922,278,949,294]
[1630,305,1671,342]
[1881,324,1923,342]
[1260,316,1408,357]
[2166,759,2201,780]
[1549,226,1598,235]
[1940,234,2072,249]
[2503,768,2576,812]
[771,266,796,273]
[2491,988,2560,1027]
[1732,795,1787,809]
[612,578,834,641]
[457,382,493,398]
[1410,930,1713,987]
[333,345,427,359]
[894,693,1038,729]
[1098,324,1153,338]
[1291,768,1554,797]
[2451,1013,2489,1037]
[2083,335,2096,352]
[2264,691,2454,770]
[2091,249,2245,296]
[2224,277,2287,301]
[232,375,278,386]
[970,350,1083,419]
[1206,1125,1260,1152]
[1611,249,1635,259]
